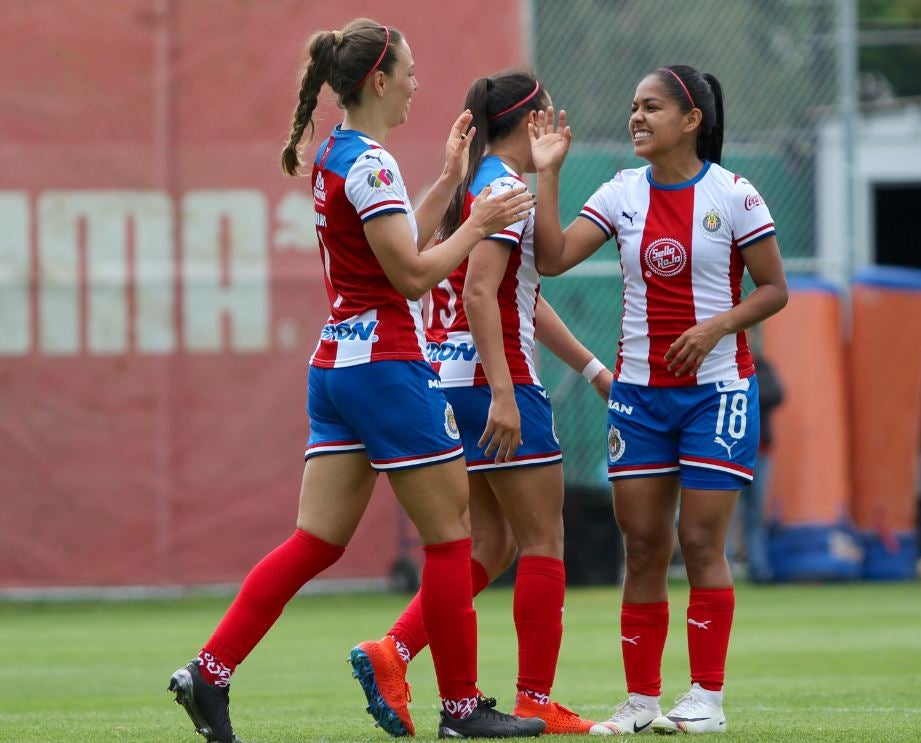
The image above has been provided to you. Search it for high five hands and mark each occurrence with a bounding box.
[443,109,476,186]
[528,106,572,174]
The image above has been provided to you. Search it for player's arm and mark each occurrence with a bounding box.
[463,239,521,463]
[412,111,475,249]
[529,106,608,275]
[535,295,612,400]
[665,236,788,376]
[363,185,532,300]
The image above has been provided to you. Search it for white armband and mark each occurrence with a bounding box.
[581,357,606,382]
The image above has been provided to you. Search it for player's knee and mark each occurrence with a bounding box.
[677,528,724,566]
[623,534,672,574]
[472,533,518,576]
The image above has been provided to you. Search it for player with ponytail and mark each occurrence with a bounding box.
[355,70,612,736]
[167,18,541,743]
[529,63,787,735]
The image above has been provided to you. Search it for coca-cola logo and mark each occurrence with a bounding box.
[643,237,687,277]
[744,193,764,211]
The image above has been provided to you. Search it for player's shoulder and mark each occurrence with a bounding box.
[470,155,523,196]
[349,141,400,175]
[323,128,400,177]
[590,166,644,202]
[707,162,759,194]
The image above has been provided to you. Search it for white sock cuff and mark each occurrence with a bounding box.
[628,692,661,708]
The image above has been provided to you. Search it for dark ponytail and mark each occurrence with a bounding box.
[438,72,548,238]
[440,77,491,240]
[280,19,402,176]
[656,65,725,165]
[700,73,724,164]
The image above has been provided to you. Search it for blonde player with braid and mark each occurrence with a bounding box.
[166,18,541,743]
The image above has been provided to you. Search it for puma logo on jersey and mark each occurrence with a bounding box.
[622,211,637,225]
[608,400,634,415]
[363,151,384,164]
[688,618,711,630]
[714,436,738,458]
[621,635,640,645]
[492,178,520,193]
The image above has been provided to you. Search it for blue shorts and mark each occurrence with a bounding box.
[444,384,562,472]
[606,376,760,490]
[305,361,463,471]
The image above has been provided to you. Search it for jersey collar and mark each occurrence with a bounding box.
[646,160,711,190]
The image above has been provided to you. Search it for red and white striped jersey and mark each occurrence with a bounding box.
[308,126,425,368]
[579,161,775,387]
[427,156,540,387]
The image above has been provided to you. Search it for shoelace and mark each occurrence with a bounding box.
[609,699,648,722]
[669,689,714,716]
[475,696,511,720]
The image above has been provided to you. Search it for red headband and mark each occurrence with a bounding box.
[488,81,541,121]
[659,67,696,108]
[350,26,390,93]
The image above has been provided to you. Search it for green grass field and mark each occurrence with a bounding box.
[1,582,919,742]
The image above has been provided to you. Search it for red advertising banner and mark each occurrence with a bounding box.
[0,0,524,589]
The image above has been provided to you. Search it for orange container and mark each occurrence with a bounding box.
[849,267,921,579]
[761,279,861,580]
[763,281,852,525]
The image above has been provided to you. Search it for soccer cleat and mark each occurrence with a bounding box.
[589,696,661,735]
[168,661,242,743]
[513,692,596,734]
[650,686,726,734]
[437,696,546,738]
[349,637,415,737]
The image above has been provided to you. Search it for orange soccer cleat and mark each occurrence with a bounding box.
[513,692,597,735]
[349,636,415,737]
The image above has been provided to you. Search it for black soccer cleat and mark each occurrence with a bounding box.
[437,696,546,738]
[168,661,242,743]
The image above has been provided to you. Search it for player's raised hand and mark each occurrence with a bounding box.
[442,109,476,186]
[529,105,571,174]
[468,184,534,237]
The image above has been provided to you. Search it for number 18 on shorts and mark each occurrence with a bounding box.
[606,376,761,490]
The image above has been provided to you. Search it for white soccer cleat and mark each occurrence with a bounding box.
[589,696,661,735]
[650,685,726,734]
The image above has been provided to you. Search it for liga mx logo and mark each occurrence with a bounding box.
[643,237,687,278]
[368,168,395,190]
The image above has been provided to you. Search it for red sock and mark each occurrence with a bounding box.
[420,538,478,701]
[621,601,669,696]
[514,556,566,697]
[687,587,734,691]
[200,529,343,682]
[390,559,489,661]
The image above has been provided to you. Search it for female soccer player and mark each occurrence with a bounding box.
[351,71,611,736]
[528,65,788,735]
[166,19,543,742]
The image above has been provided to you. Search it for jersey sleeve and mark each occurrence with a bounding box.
[482,174,530,246]
[344,147,409,223]
[731,177,775,248]
[578,175,622,240]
